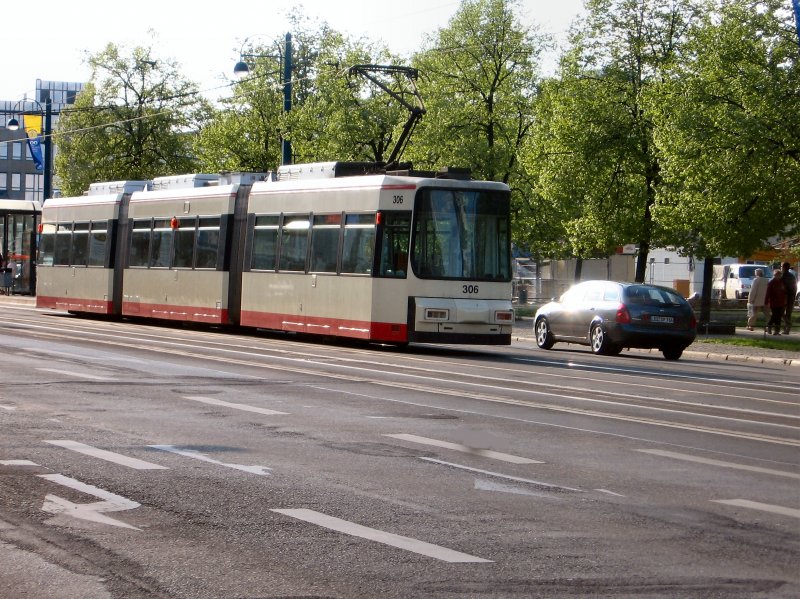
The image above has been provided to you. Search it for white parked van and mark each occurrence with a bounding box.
[712,263,773,300]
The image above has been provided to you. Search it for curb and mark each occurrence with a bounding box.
[512,334,798,368]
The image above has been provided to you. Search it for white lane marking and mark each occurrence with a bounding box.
[712,499,800,519]
[421,458,583,492]
[385,433,541,464]
[37,473,141,530]
[637,449,800,480]
[44,440,168,470]
[594,489,626,497]
[271,508,492,563]
[183,395,288,416]
[0,405,16,411]
[37,368,113,381]
[474,478,554,498]
[0,460,40,466]
[149,445,272,476]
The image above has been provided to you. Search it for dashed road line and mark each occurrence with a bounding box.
[183,395,288,416]
[271,508,492,563]
[712,499,800,519]
[385,433,541,464]
[44,440,168,470]
[637,449,800,480]
[37,368,113,381]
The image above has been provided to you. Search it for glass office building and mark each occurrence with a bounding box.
[0,79,84,202]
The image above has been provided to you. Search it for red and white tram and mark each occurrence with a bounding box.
[37,162,513,345]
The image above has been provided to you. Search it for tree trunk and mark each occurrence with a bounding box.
[699,256,714,327]
[574,257,583,282]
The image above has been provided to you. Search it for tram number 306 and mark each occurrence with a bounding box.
[392,195,404,204]
[462,285,479,294]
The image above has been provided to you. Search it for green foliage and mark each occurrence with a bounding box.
[409,0,542,185]
[520,0,698,274]
[55,41,211,196]
[649,0,800,258]
[194,16,407,172]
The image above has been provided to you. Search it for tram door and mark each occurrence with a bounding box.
[1,212,36,294]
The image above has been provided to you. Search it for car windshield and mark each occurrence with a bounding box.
[624,285,685,306]
[739,265,772,279]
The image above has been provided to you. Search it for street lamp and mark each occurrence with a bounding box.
[6,97,53,202]
[233,32,293,165]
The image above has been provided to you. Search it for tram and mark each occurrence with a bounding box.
[36,162,513,345]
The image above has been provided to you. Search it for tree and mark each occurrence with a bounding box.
[409,0,542,188]
[521,0,698,280]
[55,41,210,196]
[650,0,800,259]
[195,14,407,172]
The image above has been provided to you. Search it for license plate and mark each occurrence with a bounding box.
[651,316,674,323]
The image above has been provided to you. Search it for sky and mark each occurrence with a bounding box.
[1,0,585,103]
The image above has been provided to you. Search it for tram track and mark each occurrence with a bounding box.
[2,311,799,448]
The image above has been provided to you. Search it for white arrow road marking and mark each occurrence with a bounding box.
[37,473,141,530]
[637,449,800,480]
[474,478,555,498]
[44,440,168,470]
[183,395,288,416]
[149,445,272,476]
[712,499,800,519]
[384,434,541,464]
[421,458,583,492]
[0,404,16,411]
[271,508,492,563]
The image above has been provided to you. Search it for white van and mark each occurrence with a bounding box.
[712,263,773,300]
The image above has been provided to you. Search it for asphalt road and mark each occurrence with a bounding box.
[1,303,798,598]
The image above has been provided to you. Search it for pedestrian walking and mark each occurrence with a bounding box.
[765,269,786,335]
[746,268,769,330]
[781,262,796,334]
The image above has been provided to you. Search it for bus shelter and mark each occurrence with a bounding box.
[0,200,41,295]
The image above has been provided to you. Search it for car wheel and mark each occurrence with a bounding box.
[662,346,684,360]
[535,317,555,350]
[590,323,612,355]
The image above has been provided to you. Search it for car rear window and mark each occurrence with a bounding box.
[625,285,685,306]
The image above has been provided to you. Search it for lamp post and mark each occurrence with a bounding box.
[233,32,293,165]
[6,97,53,202]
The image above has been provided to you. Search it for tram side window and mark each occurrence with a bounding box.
[129,220,151,267]
[278,215,310,272]
[38,223,56,266]
[173,217,196,269]
[251,215,279,271]
[71,222,90,267]
[378,212,410,278]
[54,223,73,266]
[149,219,172,268]
[341,214,376,275]
[310,214,341,273]
[87,221,109,267]
[195,217,220,269]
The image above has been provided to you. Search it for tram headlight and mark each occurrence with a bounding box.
[425,308,449,321]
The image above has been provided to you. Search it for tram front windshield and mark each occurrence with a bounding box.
[412,188,510,281]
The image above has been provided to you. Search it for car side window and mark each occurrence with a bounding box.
[560,286,585,306]
[603,287,620,302]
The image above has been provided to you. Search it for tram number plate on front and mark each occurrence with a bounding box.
[651,316,674,323]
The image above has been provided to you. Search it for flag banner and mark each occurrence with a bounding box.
[795,0,800,48]
[23,113,44,171]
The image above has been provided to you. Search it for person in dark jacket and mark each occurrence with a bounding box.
[781,262,797,334]
[765,269,786,335]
